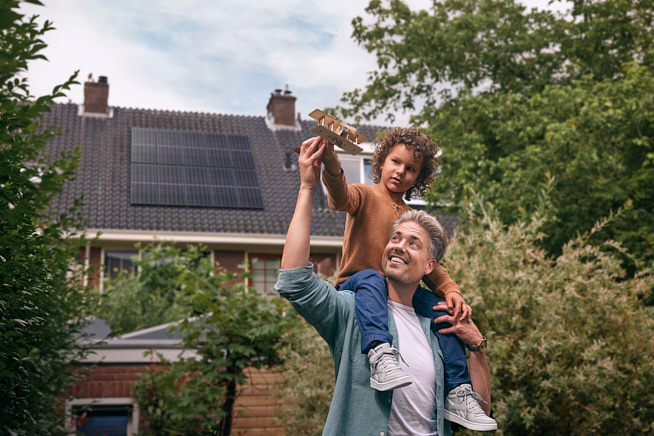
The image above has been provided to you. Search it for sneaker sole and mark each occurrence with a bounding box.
[443,410,497,431]
[370,376,412,391]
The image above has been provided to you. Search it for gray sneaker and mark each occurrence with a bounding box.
[443,383,497,431]
[367,343,412,391]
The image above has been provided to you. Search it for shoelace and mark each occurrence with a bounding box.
[371,346,409,371]
[457,387,488,416]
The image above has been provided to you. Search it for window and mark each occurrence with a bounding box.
[69,399,138,436]
[339,155,373,186]
[248,254,281,298]
[104,250,137,280]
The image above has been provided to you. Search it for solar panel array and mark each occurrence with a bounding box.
[130,128,263,209]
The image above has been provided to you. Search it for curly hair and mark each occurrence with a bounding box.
[369,127,438,201]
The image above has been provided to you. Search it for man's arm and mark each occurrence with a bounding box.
[433,301,492,415]
[280,137,325,269]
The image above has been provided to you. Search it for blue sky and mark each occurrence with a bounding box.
[21,0,557,125]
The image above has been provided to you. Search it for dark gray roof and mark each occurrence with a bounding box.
[43,103,456,237]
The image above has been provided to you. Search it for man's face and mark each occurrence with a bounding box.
[381,221,436,286]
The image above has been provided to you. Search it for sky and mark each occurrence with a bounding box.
[21,0,560,125]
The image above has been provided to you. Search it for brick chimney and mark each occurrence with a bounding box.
[266,86,296,127]
[84,75,109,114]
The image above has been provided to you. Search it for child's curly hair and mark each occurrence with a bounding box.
[369,127,438,201]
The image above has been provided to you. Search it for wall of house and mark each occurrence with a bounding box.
[83,244,338,290]
[68,363,285,435]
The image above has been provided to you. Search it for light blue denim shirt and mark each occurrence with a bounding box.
[274,264,452,436]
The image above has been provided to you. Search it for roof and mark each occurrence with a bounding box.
[42,103,457,238]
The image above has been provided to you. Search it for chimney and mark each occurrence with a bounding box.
[84,75,109,114]
[266,85,296,127]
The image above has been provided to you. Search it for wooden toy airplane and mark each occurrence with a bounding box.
[295,109,367,155]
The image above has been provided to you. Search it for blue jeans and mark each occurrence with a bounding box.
[338,269,471,392]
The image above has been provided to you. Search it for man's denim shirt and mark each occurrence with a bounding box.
[274,264,452,436]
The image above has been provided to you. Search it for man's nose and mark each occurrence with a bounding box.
[393,243,406,252]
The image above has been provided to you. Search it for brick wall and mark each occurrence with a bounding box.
[68,364,285,434]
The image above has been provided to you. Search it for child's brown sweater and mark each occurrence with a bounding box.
[322,169,460,297]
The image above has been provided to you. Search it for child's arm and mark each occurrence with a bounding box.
[321,140,341,178]
[321,141,365,214]
[423,264,472,322]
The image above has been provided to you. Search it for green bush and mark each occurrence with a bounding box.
[446,201,654,435]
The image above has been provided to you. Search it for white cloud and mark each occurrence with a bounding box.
[20,0,557,125]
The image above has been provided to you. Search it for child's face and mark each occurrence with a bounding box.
[379,143,424,199]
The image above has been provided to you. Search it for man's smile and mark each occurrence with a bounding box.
[389,255,407,265]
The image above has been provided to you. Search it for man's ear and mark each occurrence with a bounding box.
[424,258,437,276]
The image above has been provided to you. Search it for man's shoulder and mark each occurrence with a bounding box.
[275,265,355,308]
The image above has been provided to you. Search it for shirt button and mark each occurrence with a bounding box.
[388,399,392,404]
[380,433,385,436]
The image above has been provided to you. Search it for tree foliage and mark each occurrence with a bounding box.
[0,1,90,434]
[125,245,299,436]
[342,0,654,121]
[428,64,654,266]
[339,0,654,269]
[95,243,206,335]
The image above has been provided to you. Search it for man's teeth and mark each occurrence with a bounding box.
[390,256,406,264]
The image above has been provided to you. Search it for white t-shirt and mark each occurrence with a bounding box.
[387,301,438,436]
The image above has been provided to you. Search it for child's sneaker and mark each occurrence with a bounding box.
[367,343,412,391]
[443,383,497,431]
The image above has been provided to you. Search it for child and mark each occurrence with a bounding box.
[312,127,497,431]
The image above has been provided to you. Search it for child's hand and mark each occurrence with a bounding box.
[432,302,484,348]
[444,292,472,322]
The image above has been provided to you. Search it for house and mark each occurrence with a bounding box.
[45,76,456,434]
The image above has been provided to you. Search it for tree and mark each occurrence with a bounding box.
[339,0,654,269]
[94,243,205,335]
[428,64,654,267]
[0,1,90,434]
[127,246,299,436]
[342,0,654,122]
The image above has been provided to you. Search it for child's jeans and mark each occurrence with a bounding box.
[338,269,472,392]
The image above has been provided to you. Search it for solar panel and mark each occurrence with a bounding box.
[130,128,262,209]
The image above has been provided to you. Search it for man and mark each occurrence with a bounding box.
[274,139,494,435]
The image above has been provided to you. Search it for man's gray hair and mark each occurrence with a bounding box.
[389,210,448,262]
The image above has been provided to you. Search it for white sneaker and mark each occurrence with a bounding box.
[367,343,412,391]
[443,383,497,431]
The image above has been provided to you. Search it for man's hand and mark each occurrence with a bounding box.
[432,301,483,349]
[298,137,326,190]
[445,292,472,322]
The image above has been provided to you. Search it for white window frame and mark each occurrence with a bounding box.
[247,253,282,299]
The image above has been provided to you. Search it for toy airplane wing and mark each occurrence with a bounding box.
[308,109,367,155]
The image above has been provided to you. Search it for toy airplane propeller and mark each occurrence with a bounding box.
[295,109,367,155]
